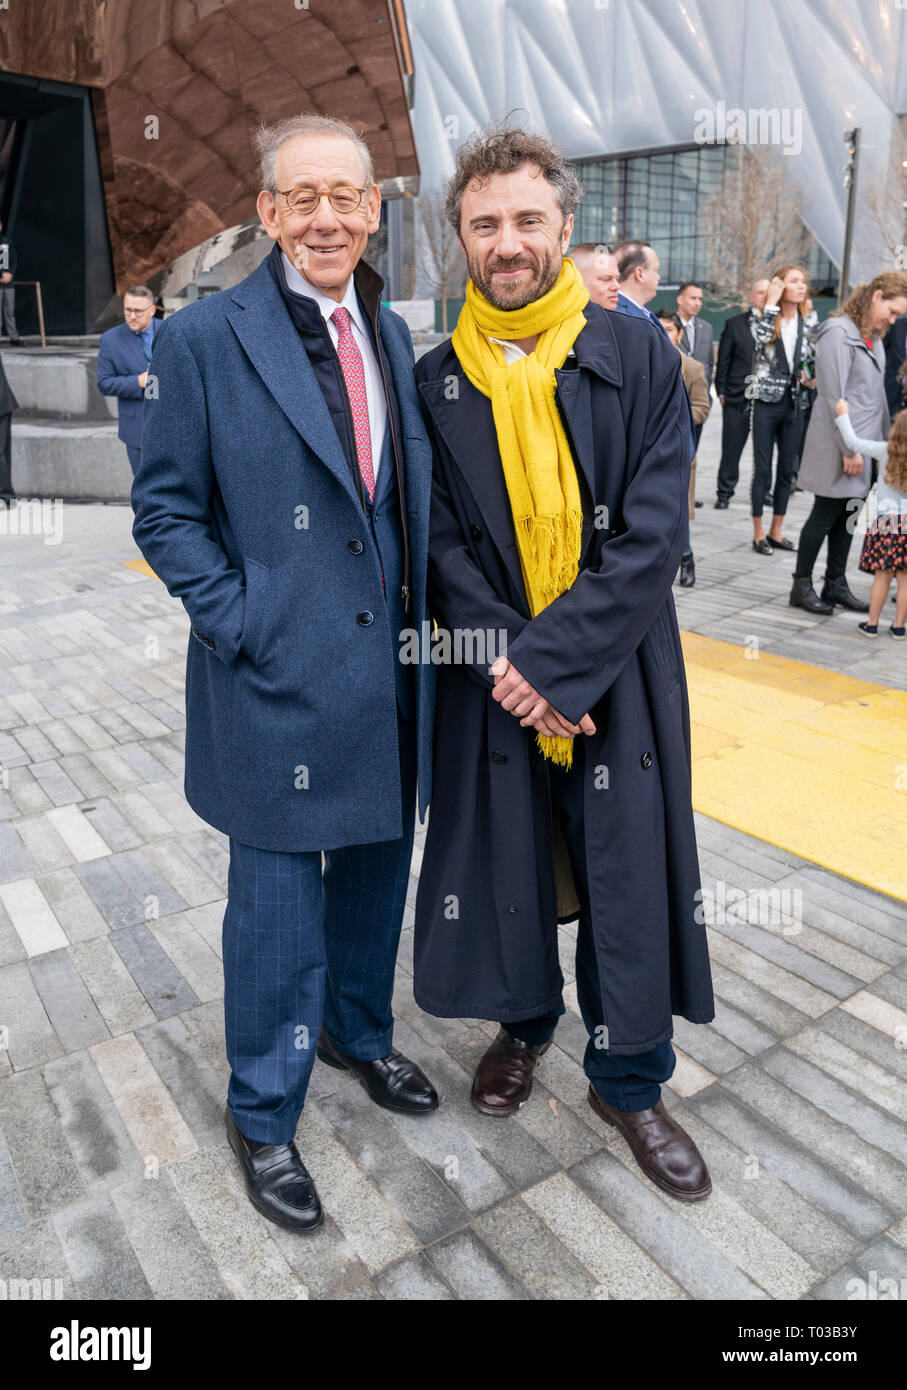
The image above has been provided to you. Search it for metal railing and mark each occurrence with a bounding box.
[5,281,46,347]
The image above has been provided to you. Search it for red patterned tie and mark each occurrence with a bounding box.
[331,306,375,502]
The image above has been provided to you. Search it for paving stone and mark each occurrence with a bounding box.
[74,857,146,930]
[373,1252,456,1300]
[0,878,68,957]
[0,960,62,1068]
[110,1171,231,1300]
[52,1193,153,1298]
[14,814,73,873]
[0,1068,86,1219]
[76,796,144,853]
[688,1085,893,1243]
[475,1193,605,1300]
[723,1065,907,1212]
[28,759,83,807]
[44,1050,143,1190]
[167,1147,305,1299]
[110,921,199,1019]
[673,1107,867,1275]
[318,1082,470,1244]
[45,803,109,862]
[760,1047,907,1165]
[785,1025,907,1122]
[0,821,36,881]
[147,913,223,1005]
[0,1135,26,1235]
[569,1148,769,1300]
[70,937,157,1035]
[298,1101,420,1273]
[28,948,109,1052]
[89,1033,197,1167]
[0,1217,76,1298]
[135,1016,229,1152]
[423,1227,529,1300]
[37,866,109,944]
[142,839,222,909]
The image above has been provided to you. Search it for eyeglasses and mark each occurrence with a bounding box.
[275,186,367,216]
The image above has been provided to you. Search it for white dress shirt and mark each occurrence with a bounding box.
[487,335,575,364]
[778,311,799,376]
[282,252,387,486]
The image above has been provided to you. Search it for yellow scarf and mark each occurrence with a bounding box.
[452,257,589,767]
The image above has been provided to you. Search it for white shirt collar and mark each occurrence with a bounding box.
[281,251,363,332]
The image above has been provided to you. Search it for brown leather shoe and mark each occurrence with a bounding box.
[587,1085,711,1202]
[471,1028,552,1116]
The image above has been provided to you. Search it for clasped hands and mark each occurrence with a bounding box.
[490,658,596,739]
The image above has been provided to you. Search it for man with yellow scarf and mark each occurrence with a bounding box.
[412,120,714,1202]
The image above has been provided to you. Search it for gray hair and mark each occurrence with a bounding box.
[445,115,583,234]
[254,114,375,193]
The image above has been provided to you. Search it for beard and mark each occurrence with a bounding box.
[468,246,563,310]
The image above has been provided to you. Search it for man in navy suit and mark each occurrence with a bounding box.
[97,287,160,476]
[614,240,664,329]
[131,114,438,1235]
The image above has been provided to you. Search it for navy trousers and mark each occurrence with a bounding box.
[504,735,676,1111]
[223,715,417,1144]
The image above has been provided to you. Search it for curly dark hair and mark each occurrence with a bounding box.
[445,114,583,235]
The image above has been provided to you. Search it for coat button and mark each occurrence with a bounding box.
[490,750,507,764]
[348,539,364,554]
[470,523,483,541]
[506,903,517,914]
[357,611,374,626]
[641,752,653,768]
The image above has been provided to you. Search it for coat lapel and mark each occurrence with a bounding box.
[225,261,359,507]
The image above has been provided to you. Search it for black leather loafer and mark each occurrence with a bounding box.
[767,534,795,551]
[752,538,773,555]
[225,1108,323,1234]
[317,1030,439,1115]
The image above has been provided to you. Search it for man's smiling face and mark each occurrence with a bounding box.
[458,162,573,310]
[256,134,381,302]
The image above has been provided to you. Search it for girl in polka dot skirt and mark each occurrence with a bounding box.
[834,399,907,639]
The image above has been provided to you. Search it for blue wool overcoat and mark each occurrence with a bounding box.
[131,257,434,852]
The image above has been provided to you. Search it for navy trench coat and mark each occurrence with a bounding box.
[412,302,715,1054]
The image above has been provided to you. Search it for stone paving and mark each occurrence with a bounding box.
[0,413,905,1300]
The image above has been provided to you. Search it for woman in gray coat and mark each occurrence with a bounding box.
[792,271,907,613]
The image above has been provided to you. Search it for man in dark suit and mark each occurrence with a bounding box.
[414,123,714,1204]
[676,281,713,393]
[0,221,20,345]
[884,313,907,416]
[97,287,160,476]
[132,114,438,1236]
[713,278,769,507]
[614,239,664,329]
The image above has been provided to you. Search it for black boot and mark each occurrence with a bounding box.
[789,576,833,614]
[679,551,695,587]
[820,575,869,612]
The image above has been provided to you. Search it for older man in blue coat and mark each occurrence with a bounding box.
[414,122,715,1203]
[132,114,437,1236]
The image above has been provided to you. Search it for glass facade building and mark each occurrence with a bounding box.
[570,145,837,293]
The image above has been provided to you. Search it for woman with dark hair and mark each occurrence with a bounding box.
[791,271,907,614]
[748,265,814,554]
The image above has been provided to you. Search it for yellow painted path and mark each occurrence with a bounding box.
[682,632,907,904]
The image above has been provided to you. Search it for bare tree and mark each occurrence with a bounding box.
[861,116,907,266]
[698,144,808,309]
[417,188,466,335]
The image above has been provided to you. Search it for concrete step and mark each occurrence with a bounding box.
[2,349,116,422]
[12,418,132,501]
